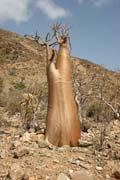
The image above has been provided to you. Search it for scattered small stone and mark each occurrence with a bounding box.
[77,156,85,161]
[57,173,70,180]
[70,159,91,169]
[78,139,93,147]
[11,140,22,149]
[28,128,35,133]
[21,132,31,142]
[29,133,38,142]
[57,147,65,152]
[0,151,6,159]
[0,130,9,135]
[8,164,27,180]
[53,159,59,163]
[39,153,50,157]
[31,142,39,149]
[48,144,56,150]
[79,162,91,169]
[28,176,36,180]
[70,170,96,180]
[57,145,70,152]
[13,146,29,158]
[39,128,45,134]
[37,134,45,140]
[95,166,103,171]
[45,176,50,179]
[36,126,45,134]
[106,174,111,179]
[75,160,80,166]
[71,147,79,152]
[69,169,73,174]
[37,140,49,148]
[62,145,70,150]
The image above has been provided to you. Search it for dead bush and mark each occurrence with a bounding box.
[20,81,47,130]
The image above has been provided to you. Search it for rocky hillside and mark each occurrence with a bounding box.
[0,28,120,180]
[0,28,120,123]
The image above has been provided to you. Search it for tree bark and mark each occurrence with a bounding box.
[45,43,81,146]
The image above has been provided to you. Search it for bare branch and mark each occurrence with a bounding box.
[92,95,120,119]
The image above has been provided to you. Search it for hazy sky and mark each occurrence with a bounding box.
[0,0,120,70]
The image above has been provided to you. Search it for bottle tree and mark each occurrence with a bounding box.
[45,23,81,146]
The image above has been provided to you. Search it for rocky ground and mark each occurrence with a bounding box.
[0,115,120,180]
[0,28,120,180]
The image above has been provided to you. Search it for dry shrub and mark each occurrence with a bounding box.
[20,81,47,129]
[86,103,103,120]
[6,91,23,115]
[0,90,23,115]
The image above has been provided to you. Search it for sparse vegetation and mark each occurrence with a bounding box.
[0,28,120,180]
[0,28,119,126]
[20,81,47,129]
[14,82,26,90]
[86,103,103,119]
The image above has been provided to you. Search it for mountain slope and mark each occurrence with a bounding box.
[0,28,120,124]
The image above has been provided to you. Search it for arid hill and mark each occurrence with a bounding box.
[0,28,119,125]
[0,28,120,180]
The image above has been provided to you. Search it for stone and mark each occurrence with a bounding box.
[11,140,22,149]
[28,176,36,180]
[13,146,29,158]
[21,132,31,142]
[28,128,35,133]
[78,139,93,147]
[0,130,9,135]
[0,151,6,159]
[39,128,45,134]
[37,134,45,140]
[8,164,26,180]
[75,160,80,166]
[45,176,50,180]
[37,140,49,148]
[57,145,70,152]
[79,162,91,169]
[29,133,38,142]
[53,159,59,163]
[95,166,103,171]
[69,169,74,174]
[70,159,91,169]
[57,173,70,180]
[105,174,111,179]
[71,147,79,152]
[70,170,96,180]
[77,156,85,161]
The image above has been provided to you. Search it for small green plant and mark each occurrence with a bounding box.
[14,82,26,90]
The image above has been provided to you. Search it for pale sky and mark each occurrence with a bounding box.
[0,0,120,70]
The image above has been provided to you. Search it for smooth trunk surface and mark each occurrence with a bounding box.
[45,44,81,146]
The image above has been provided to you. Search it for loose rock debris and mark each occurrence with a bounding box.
[0,120,120,180]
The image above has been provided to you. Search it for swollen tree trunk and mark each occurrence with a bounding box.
[45,43,81,147]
